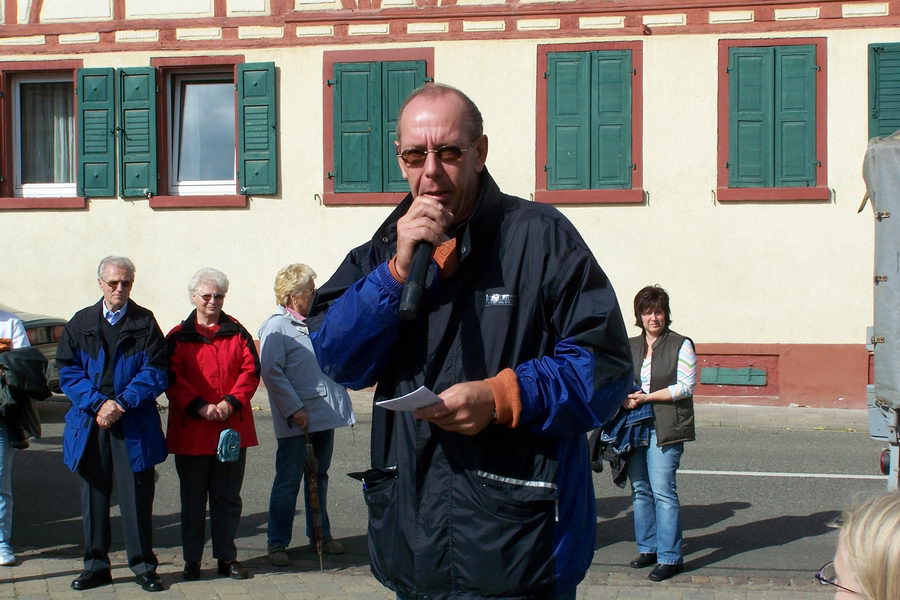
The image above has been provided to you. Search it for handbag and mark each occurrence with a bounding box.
[216,428,241,463]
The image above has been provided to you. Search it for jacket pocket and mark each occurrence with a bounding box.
[362,468,411,589]
[451,469,557,597]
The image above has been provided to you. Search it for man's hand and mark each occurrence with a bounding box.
[97,399,124,427]
[394,197,453,280]
[289,408,308,430]
[414,381,494,436]
[215,400,234,421]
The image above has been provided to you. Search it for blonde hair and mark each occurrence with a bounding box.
[841,491,900,600]
[273,263,317,307]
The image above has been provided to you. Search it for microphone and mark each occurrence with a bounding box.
[399,242,434,321]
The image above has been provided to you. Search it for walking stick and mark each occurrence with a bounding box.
[303,429,324,571]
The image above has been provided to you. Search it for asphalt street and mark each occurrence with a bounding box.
[2,389,884,598]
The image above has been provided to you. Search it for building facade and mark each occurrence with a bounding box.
[2,0,894,406]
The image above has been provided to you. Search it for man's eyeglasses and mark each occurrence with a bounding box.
[102,279,133,289]
[195,293,226,303]
[396,140,478,167]
[815,562,861,595]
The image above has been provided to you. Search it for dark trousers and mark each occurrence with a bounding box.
[78,424,157,575]
[174,450,246,563]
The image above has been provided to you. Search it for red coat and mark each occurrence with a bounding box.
[165,311,259,455]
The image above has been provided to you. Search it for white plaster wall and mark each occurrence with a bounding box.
[125,0,214,19]
[0,29,881,345]
[41,0,112,22]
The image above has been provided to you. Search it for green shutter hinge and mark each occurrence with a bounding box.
[812,160,821,167]
[543,165,550,172]
[726,66,732,73]
[326,79,336,86]
[814,64,821,71]
[632,69,637,76]
[544,72,549,79]
[725,161,731,169]
[240,186,248,195]
[873,46,884,53]
[630,163,636,171]
[327,171,336,179]
[423,77,434,83]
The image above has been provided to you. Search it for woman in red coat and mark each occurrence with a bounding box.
[165,268,259,581]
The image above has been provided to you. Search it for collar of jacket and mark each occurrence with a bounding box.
[78,299,149,336]
[276,305,307,328]
[371,169,503,264]
[172,309,241,342]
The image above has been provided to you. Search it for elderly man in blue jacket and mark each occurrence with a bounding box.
[56,256,168,593]
[309,84,633,600]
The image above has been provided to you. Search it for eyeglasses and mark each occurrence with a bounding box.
[815,562,861,595]
[101,279,133,289]
[195,293,226,303]
[396,139,478,167]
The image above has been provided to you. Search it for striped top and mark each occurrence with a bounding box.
[640,339,697,400]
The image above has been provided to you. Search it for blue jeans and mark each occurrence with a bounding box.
[267,430,334,550]
[626,428,684,565]
[0,424,13,553]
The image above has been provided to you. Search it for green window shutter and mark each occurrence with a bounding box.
[700,366,767,386]
[591,50,632,189]
[774,45,816,187]
[728,47,774,188]
[383,60,426,193]
[237,62,277,195]
[547,52,590,190]
[869,44,900,139]
[118,67,157,198]
[333,62,382,193]
[77,68,116,198]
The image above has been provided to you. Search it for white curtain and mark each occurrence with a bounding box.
[20,82,74,183]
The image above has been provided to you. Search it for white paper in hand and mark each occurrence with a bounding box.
[375,386,441,412]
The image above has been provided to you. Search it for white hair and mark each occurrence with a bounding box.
[188,267,229,303]
[97,256,135,279]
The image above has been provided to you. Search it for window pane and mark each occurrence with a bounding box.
[177,81,235,181]
[20,82,75,184]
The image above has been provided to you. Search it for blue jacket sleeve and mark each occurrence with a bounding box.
[311,262,404,390]
[515,250,633,437]
[56,324,106,414]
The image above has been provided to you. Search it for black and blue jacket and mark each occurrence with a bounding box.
[56,299,168,473]
[308,171,633,599]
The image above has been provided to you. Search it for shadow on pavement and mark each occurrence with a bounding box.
[682,510,840,570]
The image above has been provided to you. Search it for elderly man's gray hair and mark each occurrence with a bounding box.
[188,267,230,302]
[97,256,136,279]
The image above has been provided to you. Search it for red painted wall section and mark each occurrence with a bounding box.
[695,344,868,408]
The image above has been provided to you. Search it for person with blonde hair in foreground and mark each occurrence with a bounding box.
[816,491,900,599]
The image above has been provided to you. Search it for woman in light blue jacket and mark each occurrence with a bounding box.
[259,263,355,566]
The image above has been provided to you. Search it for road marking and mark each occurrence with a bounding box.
[681,469,884,480]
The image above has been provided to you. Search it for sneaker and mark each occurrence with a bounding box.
[268,548,289,567]
[0,548,15,566]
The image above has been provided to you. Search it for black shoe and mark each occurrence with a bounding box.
[71,569,112,590]
[648,563,683,582]
[629,553,657,569]
[217,559,249,579]
[183,561,201,581]
[135,570,163,592]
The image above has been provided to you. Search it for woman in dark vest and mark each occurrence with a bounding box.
[624,285,696,582]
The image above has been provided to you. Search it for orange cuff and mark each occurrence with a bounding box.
[388,255,406,283]
[485,368,521,428]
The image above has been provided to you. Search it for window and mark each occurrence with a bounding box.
[0,61,83,208]
[717,39,828,202]
[869,43,900,139]
[150,58,277,207]
[536,42,643,204]
[323,48,434,205]
[169,72,236,195]
[13,76,76,198]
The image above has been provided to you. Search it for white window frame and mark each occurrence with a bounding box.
[12,74,76,198]
[168,71,236,196]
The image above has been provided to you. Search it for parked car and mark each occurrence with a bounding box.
[0,303,66,393]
